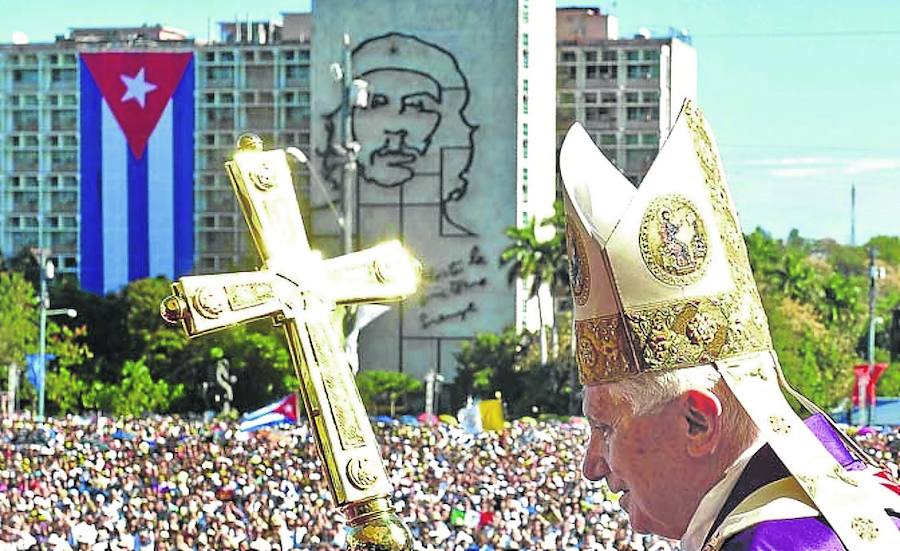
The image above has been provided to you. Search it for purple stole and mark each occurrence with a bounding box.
[706,415,900,550]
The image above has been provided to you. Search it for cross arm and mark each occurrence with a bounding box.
[320,241,421,306]
[160,271,282,338]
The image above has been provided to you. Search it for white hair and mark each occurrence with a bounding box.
[607,365,759,453]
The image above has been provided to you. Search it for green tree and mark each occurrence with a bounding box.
[84,359,184,416]
[355,370,422,416]
[0,271,39,369]
[765,295,856,408]
[868,236,900,265]
[820,273,864,326]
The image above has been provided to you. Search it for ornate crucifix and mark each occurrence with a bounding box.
[160,135,416,550]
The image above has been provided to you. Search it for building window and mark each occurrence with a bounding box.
[284,106,305,126]
[643,91,660,103]
[583,92,597,104]
[626,50,640,61]
[585,107,615,123]
[625,134,639,145]
[559,92,575,104]
[206,66,234,85]
[560,50,576,62]
[50,68,76,87]
[599,134,616,145]
[641,133,659,146]
[285,65,309,85]
[627,65,655,79]
[625,92,639,103]
[51,110,77,131]
[12,111,38,131]
[643,49,660,61]
[557,66,576,82]
[585,51,597,62]
[626,107,658,121]
[599,65,617,79]
[12,69,38,88]
[602,50,617,62]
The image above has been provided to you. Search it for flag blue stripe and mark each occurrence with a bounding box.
[127,148,149,280]
[173,57,194,277]
[239,413,292,432]
[79,58,103,294]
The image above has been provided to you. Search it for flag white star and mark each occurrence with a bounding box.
[120,67,157,108]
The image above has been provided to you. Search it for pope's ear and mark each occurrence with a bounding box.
[682,389,722,457]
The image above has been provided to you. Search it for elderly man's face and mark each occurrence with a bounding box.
[352,69,442,187]
[582,384,696,538]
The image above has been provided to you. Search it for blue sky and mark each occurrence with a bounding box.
[3,0,898,243]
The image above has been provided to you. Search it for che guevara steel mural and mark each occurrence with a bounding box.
[319,32,479,237]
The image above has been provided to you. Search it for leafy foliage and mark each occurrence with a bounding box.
[355,370,422,416]
[83,359,184,416]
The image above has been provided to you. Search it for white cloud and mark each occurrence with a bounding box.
[841,159,900,175]
[769,167,830,178]
[742,157,837,167]
[740,156,900,179]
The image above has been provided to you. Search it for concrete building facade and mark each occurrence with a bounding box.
[556,7,697,185]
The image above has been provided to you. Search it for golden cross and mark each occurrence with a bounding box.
[160,135,416,550]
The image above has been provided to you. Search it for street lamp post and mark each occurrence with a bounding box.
[37,257,50,419]
[329,33,369,255]
[36,258,77,419]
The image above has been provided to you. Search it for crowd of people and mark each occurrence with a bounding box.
[1,411,897,551]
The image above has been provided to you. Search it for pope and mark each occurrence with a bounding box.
[560,100,900,550]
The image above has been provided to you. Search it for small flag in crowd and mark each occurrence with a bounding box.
[239,394,300,432]
[25,353,57,395]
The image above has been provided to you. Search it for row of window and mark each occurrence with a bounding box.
[560,48,660,63]
[6,68,76,87]
[203,65,309,86]
[5,175,78,188]
[6,214,77,229]
[200,48,309,63]
[2,53,78,66]
[7,190,78,210]
[7,134,77,147]
[594,133,660,146]
[8,108,76,131]
[558,64,661,82]
[2,94,77,107]
[559,90,659,105]
[198,130,309,150]
[199,105,309,128]
[201,90,310,105]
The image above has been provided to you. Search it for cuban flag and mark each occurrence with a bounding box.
[79,52,194,294]
[239,394,300,432]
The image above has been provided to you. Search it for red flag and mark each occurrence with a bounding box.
[869,363,888,403]
[853,363,889,406]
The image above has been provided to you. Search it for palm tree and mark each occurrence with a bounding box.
[500,201,569,364]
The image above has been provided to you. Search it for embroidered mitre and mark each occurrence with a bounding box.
[562,100,770,385]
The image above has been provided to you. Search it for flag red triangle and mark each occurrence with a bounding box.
[273,394,299,423]
[81,52,191,159]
